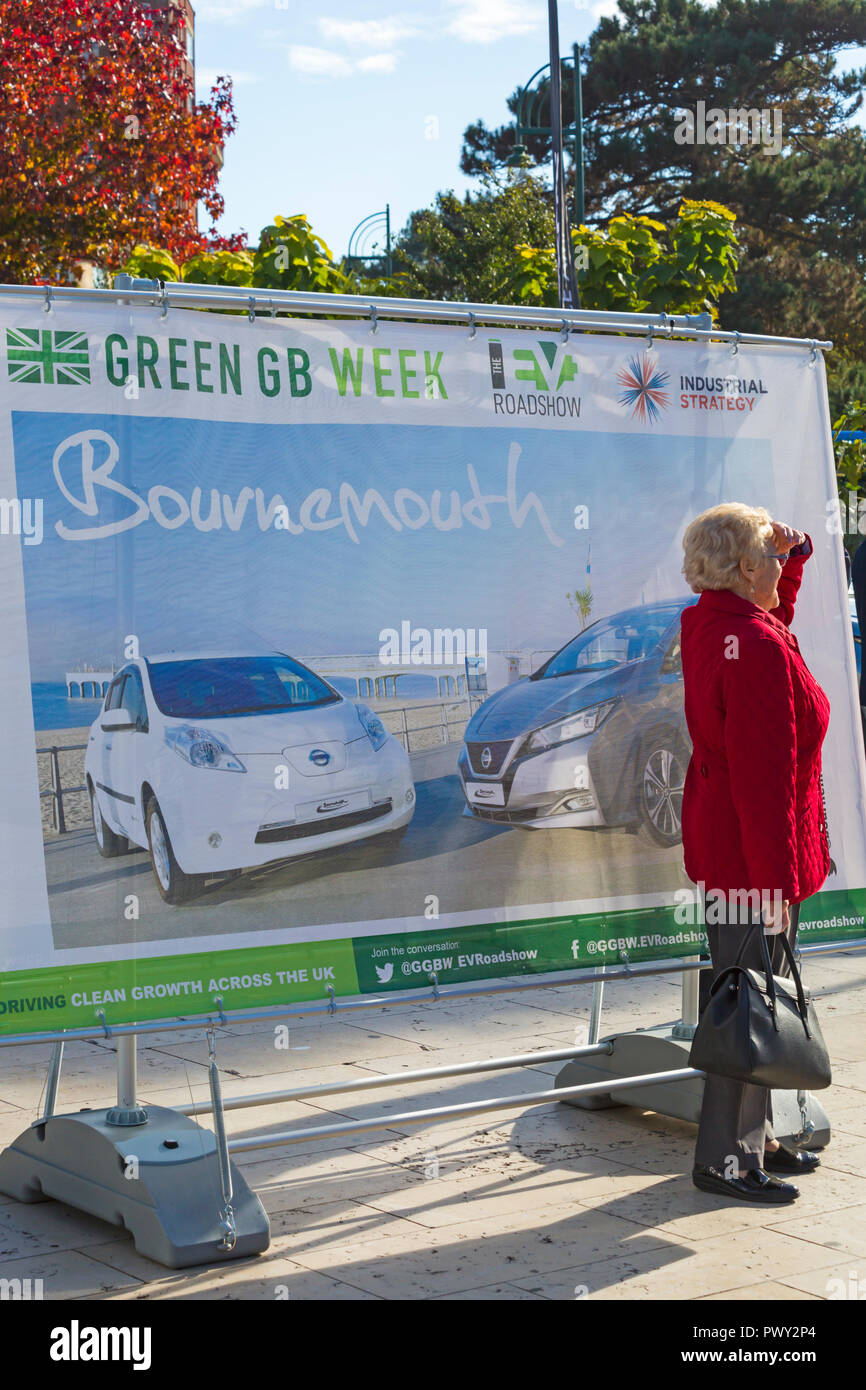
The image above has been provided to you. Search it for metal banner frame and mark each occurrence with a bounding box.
[0,281,849,1267]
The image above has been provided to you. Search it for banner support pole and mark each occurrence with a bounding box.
[671,958,700,1040]
[41,1040,64,1121]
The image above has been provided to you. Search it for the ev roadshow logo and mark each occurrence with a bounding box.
[50,1319,152,1371]
[487,337,581,421]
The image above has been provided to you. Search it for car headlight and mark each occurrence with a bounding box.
[356,702,388,751]
[523,700,618,755]
[165,725,246,772]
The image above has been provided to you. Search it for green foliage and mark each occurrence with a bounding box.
[390,169,555,303]
[833,403,866,559]
[507,199,738,314]
[566,585,593,630]
[116,214,356,297]
[180,249,254,286]
[119,243,181,283]
[253,214,353,293]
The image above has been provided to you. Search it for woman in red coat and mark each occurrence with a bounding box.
[680,502,831,1204]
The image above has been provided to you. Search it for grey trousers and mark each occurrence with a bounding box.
[694,895,801,1174]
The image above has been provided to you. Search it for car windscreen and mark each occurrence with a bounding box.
[538,609,680,678]
[146,657,340,718]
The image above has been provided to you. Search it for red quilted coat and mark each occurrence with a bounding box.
[681,535,831,904]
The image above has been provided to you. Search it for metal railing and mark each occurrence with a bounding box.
[36,743,87,834]
[380,694,485,752]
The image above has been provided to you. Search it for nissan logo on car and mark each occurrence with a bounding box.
[481,746,492,770]
[309,749,331,767]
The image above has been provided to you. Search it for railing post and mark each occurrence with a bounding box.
[671,957,701,1040]
[50,747,65,834]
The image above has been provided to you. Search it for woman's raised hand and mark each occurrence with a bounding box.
[770,521,806,554]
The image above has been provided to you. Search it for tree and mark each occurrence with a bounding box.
[507,199,739,315]
[0,0,239,283]
[459,0,866,411]
[120,214,359,295]
[389,169,555,303]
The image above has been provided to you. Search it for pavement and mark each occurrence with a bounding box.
[0,948,864,1301]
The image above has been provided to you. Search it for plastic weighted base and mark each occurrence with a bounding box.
[0,1103,270,1269]
[555,1028,830,1149]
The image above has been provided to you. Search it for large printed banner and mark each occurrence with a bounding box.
[0,298,865,1036]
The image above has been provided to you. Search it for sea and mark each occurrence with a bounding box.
[31,683,104,732]
[30,673,447,733]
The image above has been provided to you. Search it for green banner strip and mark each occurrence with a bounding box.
[1,888,863,1037]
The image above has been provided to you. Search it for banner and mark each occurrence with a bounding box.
[0,298,864,1035]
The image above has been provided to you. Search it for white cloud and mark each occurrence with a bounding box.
[356,52,400,73]
[318,15,420,46]
[443,0,543,44]
[191,0,269,24]
[288,46,353,77]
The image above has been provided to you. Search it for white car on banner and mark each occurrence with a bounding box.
[84,652,416,903]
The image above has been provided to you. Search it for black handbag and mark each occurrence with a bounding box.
[689,918,832,1091]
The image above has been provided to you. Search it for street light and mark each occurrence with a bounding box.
[506,26,585,309]
[345,205,392,279]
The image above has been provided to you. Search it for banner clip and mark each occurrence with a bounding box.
[645,326,655,351]
[368,304,379,335]
[430,972,440,1001]
[95,1008,112,1040]
[730,331,740,357]
[157,284,169,320]
[325,984,337,1015]
[212,995,227,1025]
[809,340,818,365]
[560,319,569,344]
[42,285,53,315]
[248,296,256,324]
[467,312,477,340]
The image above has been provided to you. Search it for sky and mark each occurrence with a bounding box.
[190,0,866,261]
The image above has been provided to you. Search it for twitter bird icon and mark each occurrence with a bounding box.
[375,962,394,983]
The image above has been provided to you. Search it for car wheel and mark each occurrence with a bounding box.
[145,797,204,904]
[635,733,688,848]
[90,783,129,858]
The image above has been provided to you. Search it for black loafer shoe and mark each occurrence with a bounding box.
[692,1164,800,1203]
[763,1146,821,1175]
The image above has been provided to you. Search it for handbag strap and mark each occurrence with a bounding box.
[820,773,831,851]
[730,914,812,1037]
[820,772,836,874]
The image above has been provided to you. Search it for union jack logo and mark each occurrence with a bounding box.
[6,328,91,386]
[617,352,670,423]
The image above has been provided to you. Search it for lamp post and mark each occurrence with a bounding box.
[345,206,392,279]
[507,31,584,307]
[547,0,577,308]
